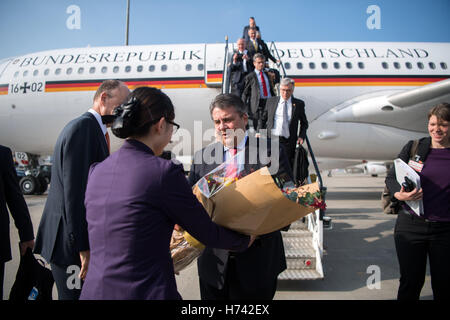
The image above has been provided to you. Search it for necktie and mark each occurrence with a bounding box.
[225,148,238,179]
[105,131,111,153]
[260,71,268,97]
[253,39,257,51]
[282,101,290,138]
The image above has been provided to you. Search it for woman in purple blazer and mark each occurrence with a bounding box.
[80,87,253,300]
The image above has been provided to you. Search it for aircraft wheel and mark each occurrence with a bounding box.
[19,176,38,195]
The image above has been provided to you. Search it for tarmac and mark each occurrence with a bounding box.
[3,172,433,300]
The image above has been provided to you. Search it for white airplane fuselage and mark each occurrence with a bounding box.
[0,42,449,169]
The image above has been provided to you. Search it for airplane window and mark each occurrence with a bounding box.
[89,67,96,74]
[78,67,84,74]
[161,65,168,72]
[417,62,424,69]
[198,64,204,71]
[185,64,192,71]
[284,62,291,70]
[429,62,436,69]
[55,68,61,75]
[137,65,143,72]
[333,62,340,69]
[441,62,448,70]
[405,62,412,69]
[358,62,364,69]
[125,66,131,72]
[321,62,328,69]
[101,66,107,73]
[44,69,50,76]
[33,70,39,76]
[382,62,388,69]
[346,62,352,69]
[393,62,400,69]
[66,68,73,75]
[113,66,119,73]
[296,62,303,70]
[309,62,315,69]
[149,65,155,72]
[14,71,19,77]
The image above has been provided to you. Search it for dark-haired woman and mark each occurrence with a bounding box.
[385,102,450,300]
[80,87,254,300]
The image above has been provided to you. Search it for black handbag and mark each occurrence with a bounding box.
[9,247,54,301]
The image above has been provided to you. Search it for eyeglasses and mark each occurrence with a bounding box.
[166,119,180,134]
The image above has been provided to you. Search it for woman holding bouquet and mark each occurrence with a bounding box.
[80,87,253,300]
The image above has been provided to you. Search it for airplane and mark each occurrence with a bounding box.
[1,41,450,194]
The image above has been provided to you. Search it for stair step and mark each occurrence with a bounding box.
[278,268,323,280]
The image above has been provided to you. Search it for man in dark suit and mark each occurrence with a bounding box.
[34,80,130,300]
[242,17,260,43]
[241,53,275,130]
[245,28,278,65]
[188,93,292,300]
[265,77,309,181]
[0,145,35,299]
[229,38,251,97]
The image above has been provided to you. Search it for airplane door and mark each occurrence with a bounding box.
[204,43,227,88]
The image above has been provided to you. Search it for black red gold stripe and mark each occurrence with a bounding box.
[206,71,223,82]
[45,77,206,92]
[0,84,8,95]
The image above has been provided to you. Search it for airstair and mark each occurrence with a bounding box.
[216,38,332,280]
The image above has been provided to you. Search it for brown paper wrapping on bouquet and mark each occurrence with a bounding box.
[192,166,320,236]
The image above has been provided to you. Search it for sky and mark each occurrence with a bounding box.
[0,0,449,60]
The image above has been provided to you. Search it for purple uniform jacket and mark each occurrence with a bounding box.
[80,139,249,300]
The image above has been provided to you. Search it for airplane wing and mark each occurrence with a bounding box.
[328,78,450,133]
[388,78,450,108]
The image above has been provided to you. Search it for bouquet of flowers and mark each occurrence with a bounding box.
[170,160,326,272]
[196,153,246,198]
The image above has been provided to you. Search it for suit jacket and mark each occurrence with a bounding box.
[229,51,251,96]
[265,96,309,160]
[245,38,277,64]
[80,140,249,300]
[241,70,275,117]
[242,25,260,42]
[188,136,292,291]
[34,112,109,266]
[0,145,34,263]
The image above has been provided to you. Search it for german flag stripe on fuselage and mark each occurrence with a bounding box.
[40,75,450,92]
[0,84,8,95]
[206,71,223,82]
[45,77,205,92]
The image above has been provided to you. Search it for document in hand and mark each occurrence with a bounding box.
[394,158,424,216]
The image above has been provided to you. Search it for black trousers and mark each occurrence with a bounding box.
[199,257,278,300]
[394,210,450,300]
[50,263,82,300]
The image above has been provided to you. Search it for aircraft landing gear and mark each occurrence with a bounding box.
[14,152,51,195]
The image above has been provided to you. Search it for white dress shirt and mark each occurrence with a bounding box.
[223,132,248,172]
[255,70,271,98]
[272,97,292,138]
[88,108,108,139]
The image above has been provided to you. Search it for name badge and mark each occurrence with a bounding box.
[408,160,423,172]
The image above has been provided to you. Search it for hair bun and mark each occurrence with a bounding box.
[111,97,140,138]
